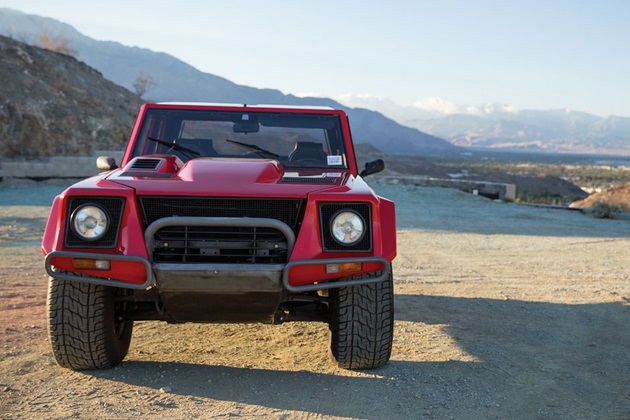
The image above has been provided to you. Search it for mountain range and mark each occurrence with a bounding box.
[338,96,630,156]
[0,29,619,204]
[1,7,629,157]
[0,7,452,156]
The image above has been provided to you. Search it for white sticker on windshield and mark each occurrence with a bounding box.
[327,155,342,165]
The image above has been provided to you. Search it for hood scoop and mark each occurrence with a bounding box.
[131,158,162,170]
[119,156,182,177]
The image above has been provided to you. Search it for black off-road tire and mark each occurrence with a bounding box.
[47,277,133,370]
[329,271,394,369]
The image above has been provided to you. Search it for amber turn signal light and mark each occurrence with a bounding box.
[326,262,362,274]
[72,258,111,270]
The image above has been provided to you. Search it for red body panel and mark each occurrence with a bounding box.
[42,103,395,291]
[108,159,347,198]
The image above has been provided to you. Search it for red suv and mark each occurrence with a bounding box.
[43,103,396,370]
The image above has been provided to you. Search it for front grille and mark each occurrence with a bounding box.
[319,203,372,252]
[140,197,304,264]
[65,197,125,248]
[140,197,304,229]
[153,226,287,263]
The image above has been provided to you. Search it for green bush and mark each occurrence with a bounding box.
[590,203,624,219]
[514,192,576,206]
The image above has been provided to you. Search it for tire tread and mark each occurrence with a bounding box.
[47,277,131,370]
[330,271,394,369]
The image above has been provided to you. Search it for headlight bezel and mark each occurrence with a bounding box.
[70,204,111,241]
[319,203,373,252]
[64,197,125,249]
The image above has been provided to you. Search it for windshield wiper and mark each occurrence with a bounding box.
[147,137,200,160]
[226,139,279,158]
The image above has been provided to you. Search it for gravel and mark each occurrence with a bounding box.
[0,180,628,419]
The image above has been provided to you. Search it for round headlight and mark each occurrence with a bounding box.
[71,204,110,241]
[330,210,365,245]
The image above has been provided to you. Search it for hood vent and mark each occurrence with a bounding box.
[282,177,337,184]
[131,158,162,171]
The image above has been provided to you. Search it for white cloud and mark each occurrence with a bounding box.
[336,93,383,101]
[335,93,393,108]
[336,94,468,122]
[411,97,519,117]
[334,93,524,129]
[293,92,324,98]
[412,97,460,114]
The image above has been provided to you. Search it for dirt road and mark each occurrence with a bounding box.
[1,179,628,419]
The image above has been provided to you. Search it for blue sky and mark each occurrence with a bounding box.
[2,0,630,117]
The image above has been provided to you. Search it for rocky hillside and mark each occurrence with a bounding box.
[354,143,450,178]
[0,34,603,207]
[570,183,630,211]
[0,8,454,156]
[0,35,141,159]
[460,171,589,202]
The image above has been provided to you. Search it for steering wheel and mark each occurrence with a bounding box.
[290,158,326,167]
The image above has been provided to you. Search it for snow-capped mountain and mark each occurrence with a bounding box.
[338,95,630,156]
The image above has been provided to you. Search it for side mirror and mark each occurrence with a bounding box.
[359,159,385,178]
[96,156,118,171]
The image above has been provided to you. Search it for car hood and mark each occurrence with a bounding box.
[106,156,350,197]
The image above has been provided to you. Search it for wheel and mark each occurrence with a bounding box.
[47,277,133,370]
[329,271,394,369]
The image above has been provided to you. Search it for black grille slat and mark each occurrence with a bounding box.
[152,225,287,264]
[131,158,161,170]
[140,197,302,264]
[140,197,304,229]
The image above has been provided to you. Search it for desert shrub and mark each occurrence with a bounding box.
[35,30,78,57]
[590,203,623,219]
[133,74,157,97]
[515,192,572,206]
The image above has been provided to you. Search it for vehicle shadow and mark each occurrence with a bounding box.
[394,294,629,417]
[80,294,629,418]
[88,360,417,418]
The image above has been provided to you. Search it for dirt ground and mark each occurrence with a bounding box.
[0,179,629,419]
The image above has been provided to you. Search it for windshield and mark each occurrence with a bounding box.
[131,109,349,169]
